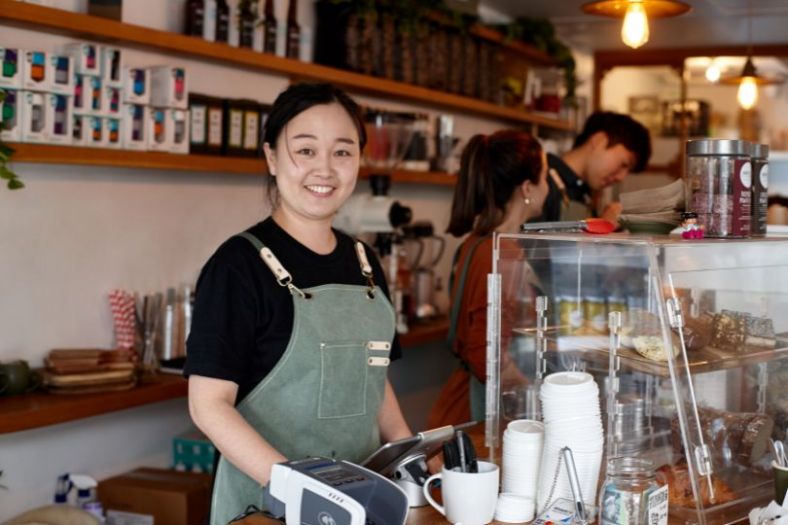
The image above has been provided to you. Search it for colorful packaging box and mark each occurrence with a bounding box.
[22,51,49,91]
[46,93,73,145]
[121,103,148,150]
[150,66,188,109]
[21,91,48,142]
[63,42,101,76]
[0,48,22,89]
[100,46,123,88]
[0,88,22,142]
[123,67,150,105]
[48,54,74,95]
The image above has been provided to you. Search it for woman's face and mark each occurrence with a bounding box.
[264,103,361,225]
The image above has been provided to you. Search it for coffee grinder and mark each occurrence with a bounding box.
[401,221,445,321]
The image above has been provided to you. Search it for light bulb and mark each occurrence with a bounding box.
[738,77,758,109]
[621,2,649,49]
[705,61,721,83]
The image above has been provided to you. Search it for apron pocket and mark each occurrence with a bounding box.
[319,342,368,419]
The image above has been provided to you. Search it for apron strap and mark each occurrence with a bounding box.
[354,241,377,299]
[447,235,490,349]
[236,231,309,299]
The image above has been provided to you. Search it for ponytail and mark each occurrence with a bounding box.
[447,130,543,237]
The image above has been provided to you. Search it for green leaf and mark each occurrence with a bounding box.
[8,178,24,190]
[0,142,13,157]
[0,167,13,180]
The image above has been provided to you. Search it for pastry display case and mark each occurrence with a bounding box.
[485,233,788,524]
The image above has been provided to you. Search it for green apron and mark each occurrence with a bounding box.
[448,236,489,423]
[549,167,593,222]
[210,232,396,525]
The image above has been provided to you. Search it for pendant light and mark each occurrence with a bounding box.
[719,4,783,110]
[581,0,691,49]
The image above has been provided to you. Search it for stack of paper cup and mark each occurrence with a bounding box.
[537,371,604,512]
[495,492,536,523]
[502,419,543,501]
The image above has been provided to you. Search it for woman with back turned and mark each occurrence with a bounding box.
[428,130,549,427]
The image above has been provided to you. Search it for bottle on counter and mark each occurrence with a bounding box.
[215,0,230,43]
[238,0,256,48]
[262,0,278,54]
[184,0,205,37]
[286,0,300,59]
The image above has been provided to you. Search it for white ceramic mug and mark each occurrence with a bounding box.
[422,461,500,525]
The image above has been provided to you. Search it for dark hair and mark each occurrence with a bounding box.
[263,83,366,207]
[447,130,543,237]
[573,111,651,173]
[264,82,366,150]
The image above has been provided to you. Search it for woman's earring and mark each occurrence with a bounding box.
[524,197,531,206]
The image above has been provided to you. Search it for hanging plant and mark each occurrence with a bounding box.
[0,90,23,190]
[499,17,578,103]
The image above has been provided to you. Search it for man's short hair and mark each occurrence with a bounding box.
[573,111,652,173]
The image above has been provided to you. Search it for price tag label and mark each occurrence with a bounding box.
[647,484,669,525]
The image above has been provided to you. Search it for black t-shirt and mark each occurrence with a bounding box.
[531,153,592,222]
[183,217,402,402]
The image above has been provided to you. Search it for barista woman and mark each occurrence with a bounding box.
[428,130,549,427]
[184,83,412,524]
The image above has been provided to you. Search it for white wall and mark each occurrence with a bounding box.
[0,1,519,518]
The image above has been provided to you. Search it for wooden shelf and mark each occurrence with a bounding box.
[0,317,448,434]
[399,316,450,347]
[0,374,188,435]
[9,143,457,185]
[0,1,572,131]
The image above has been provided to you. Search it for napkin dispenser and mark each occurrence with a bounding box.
[264,457,408,525]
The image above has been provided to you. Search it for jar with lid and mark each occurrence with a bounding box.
[685,139,752,238]
[751,143,769,237]
[598,457,667,525]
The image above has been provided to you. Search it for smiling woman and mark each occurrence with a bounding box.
[183,83,414,524]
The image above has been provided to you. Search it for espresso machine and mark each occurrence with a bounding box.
[334,109,416,333]
[401,221,445,321]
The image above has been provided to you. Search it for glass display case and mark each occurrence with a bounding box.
[485,233,788,524]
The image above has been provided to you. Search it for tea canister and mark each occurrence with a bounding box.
[685,139,752,238]
[751,143,769,237]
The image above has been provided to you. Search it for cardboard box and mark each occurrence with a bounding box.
[22,50,49,91]
[121,103,148,150]
[74,114,105,147]
[101,46,123,88]
[49,54,74,95]
[102,84,122,117]
[47,93,73,145]
[150,66,188,109]
[123,67,150,105]
[98,467,212,525]
[21,90,47,143]
[85,75,103,114]
[171,108,190,154]
[105,116,122,148]
[0,88,22,142]
[63,42,101,76]
[173,430,216,473]
[148,107,170,151]
[0,48,23,89]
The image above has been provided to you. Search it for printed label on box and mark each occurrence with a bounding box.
[190,104,206,146]
[0,48,22,88]
[207,107,222,147]
[243,110,258,151]
[22,91,47,142]
[48,93,73,144]
[49,55,74,94]
[23,51,48,91]
[228,108,243,148]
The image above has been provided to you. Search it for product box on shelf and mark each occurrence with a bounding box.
[105,116,121,149]
[150,66,188,109]
[48,54,74,95]
[0,47,22,89]
[173,431,216,473]
[22,51,49,91]
[73,74,85,113]
[123,67,150,105]
[100,46,123,88]
[102,84,122,117]
[74,114,104,147]
[63,42,101,76]
[171,108,190,155]
[239,100,262,158]
[21,91,47,142]
[121,103,149,150]
[147,107,170,152]
[83,75,103,115]
[0,88,22,142]
[46,93,73,145]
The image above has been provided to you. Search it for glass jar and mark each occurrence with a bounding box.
[685,139,752,238]
[751,143,769,237]
[599,457,664,525]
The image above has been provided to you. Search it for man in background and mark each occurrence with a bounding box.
[534,111,652,224]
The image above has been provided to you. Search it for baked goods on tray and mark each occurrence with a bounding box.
[711,310,775,353]
[670,406,774,467]
[656,462,736,508]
